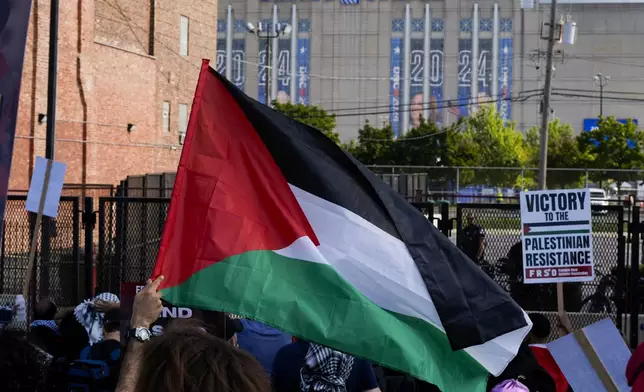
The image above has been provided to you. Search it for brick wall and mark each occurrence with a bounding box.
[10,0,218,190]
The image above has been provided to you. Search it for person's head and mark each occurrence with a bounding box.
[34,298,57,320]
[135,322,270,392]
[58,314,89,359]
[466,213,475,225]
[410,93,424,127]
[201,311,244,344]
[102,309,121,339]
[527,313,551,344]
[0,331,48,391]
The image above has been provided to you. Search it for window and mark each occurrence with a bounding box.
[178,103,188,135]
[162,101,170,132]
[179,16,189,56]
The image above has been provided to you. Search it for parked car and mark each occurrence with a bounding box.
[590,188,609,214]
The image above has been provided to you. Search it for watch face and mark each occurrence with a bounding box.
[136,327,151,341]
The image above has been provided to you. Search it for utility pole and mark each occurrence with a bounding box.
[246,20,291,106]
[40,0,60,299]
[537,0,557,190]
[594,72,610,117]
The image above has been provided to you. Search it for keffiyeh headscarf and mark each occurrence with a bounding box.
[74,292,119,345]
[300,343,355,392]
[30,320,59,335]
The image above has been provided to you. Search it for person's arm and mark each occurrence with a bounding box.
[94,300,120,313]
[476,229,486,260]
[54,306,75,320]
[359,360,382,392]
[115,276,164,392]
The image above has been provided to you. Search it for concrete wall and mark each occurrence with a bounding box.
[217,0,644,140]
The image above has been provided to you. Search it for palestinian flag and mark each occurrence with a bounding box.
[153,60,531,391]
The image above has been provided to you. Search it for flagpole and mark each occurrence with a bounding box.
[492,4,499,102]
[290,5,298,104]
[271,5,279,104]
[471,3,479,110]
[402,3,411,135]
[225,5,233,81]
[422,4,431,122]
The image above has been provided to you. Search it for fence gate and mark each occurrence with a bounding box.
[454,203,626,341]
[96,197,170,297]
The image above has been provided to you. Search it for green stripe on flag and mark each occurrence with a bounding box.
[525,229,590,236]
[161,250,488,391]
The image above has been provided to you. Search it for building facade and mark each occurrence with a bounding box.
[10,0,218,190]
[217,0,644,140]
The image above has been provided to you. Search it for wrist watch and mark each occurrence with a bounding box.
[127,326,152,342]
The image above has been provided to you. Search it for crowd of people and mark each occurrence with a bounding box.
[1,274,644,391]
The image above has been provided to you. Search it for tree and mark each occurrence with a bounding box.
[273,102,340,144]
[448,106,529,188]
[526,119,587,189]
[389,118,451,166]
[345,121,395,165]
[577,117,644,189]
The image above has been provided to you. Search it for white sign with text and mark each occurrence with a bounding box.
[520,189,594,284]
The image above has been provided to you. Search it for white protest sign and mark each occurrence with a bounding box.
[520,188,594,284]
[26,156,66,218]
[547,318,630,392]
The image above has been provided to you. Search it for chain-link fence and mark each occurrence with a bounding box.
[369,166,644,203]
[97,198,169,295]
[0,196,81,314]
[455,203,626,338]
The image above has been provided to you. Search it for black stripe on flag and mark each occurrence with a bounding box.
[213,69,527,350]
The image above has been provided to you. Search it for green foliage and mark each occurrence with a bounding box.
[390,118,450,166]
[451,106,529,188]
[273,102,340,144]
[577,117,644,188]
[346,121,396,165]
[526,119,587,189]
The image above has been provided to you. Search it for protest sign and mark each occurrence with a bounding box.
[26,157,67,218]
[520,189,594,284]
[547,318,630,392]
[0,0,33,238]
[119,282,229,339]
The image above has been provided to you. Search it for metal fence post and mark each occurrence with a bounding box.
[616,205,625,332]
[630,205,640,349]
[439,202,450,237]
[83,197,95,299]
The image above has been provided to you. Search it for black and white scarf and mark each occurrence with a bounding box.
[300,343,355,392]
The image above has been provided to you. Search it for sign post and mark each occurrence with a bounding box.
[520,189,595,314]
[23,157,66,298]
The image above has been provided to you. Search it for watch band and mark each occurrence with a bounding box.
[127,326,151,342]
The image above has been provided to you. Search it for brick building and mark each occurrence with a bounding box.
[9,0,218,190]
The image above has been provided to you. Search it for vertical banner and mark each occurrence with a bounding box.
[216,38,225,75]
[477,38,493,103]
[409,38,444,128]
[297,37,310,105]
[276,38,291,104]
[216,38,245,90]
[498,37,513,122]
[390,38,402,136]
[457,38,472,118]
[259,37,295,104]
[0,0,33,233]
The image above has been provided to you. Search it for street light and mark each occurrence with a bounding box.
[247,21,291,105]
[594,72,610,117]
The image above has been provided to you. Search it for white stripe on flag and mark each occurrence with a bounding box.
[283,184,531,376]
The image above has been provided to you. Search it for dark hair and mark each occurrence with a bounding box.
[528,312,551,339]
[103,309,121,334]
[135,321,270,392]
[0,331,51,391]
[34,299,57,320]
